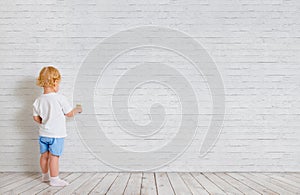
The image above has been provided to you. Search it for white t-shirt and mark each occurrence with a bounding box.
[33,92,73,138]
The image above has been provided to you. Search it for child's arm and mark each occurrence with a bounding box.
[65,106,82,117]
[33,116,42,124]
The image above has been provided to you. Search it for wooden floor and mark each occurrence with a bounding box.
[0,172,300,194]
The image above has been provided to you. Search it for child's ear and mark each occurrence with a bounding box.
[54,79,60,86]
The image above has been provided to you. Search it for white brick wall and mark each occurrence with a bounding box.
[0,0,299,172]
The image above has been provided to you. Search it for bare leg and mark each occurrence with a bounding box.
[49,153,68,186]
[49,153,59,177]
[40,151,49,174]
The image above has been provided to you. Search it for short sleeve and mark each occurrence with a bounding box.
[33,100,39,116]
[60,95,73,114]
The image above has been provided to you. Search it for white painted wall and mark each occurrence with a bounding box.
[0,0,299,172]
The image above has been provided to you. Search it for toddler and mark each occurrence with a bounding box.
[33,66,82,186]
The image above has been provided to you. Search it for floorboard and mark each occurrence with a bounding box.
[192,172,225,194]
[167,172,192,195]
[72,173,107,194]
[215,172,260,195]
[178,172,209,195]
[56,173,94,195]
[89,172,119,194]
[227,172,279,195]
[242,173,294,195]
[106,173,130,195]
[155,172,174,195]
[19,172,70,195]
[141,172,157,195]
[0,172,299,194]
[124,172,142,195]
[203,173,244,194]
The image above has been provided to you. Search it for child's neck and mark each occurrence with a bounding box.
[43,87,56,94]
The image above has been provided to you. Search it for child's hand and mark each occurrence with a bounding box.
[33,116,42,124]
[76,104,82,113]
[65,104,82,117]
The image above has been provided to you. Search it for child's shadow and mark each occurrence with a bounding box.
[14,76,42,172]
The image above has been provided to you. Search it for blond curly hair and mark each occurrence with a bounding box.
[36,66,61,87]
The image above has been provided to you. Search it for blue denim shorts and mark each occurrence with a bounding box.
[39,136,64,156]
